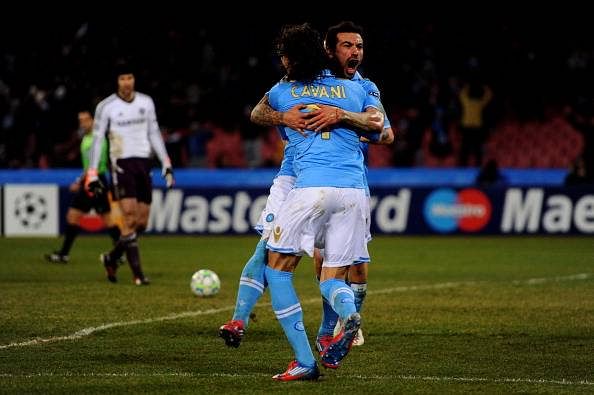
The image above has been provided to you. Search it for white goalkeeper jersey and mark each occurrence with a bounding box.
[88,92,169,169]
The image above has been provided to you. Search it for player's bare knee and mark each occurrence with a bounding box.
[268,252,299,272]
[349,264,368,282]
[320,265,349,282]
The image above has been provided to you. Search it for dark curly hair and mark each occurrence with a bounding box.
[275,23,327,83]
[324,21,364,52]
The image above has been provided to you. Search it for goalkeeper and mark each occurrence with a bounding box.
[85,62,175,286]
[45,110,121,264]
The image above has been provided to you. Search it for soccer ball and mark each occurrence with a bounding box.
[190,269,221,297]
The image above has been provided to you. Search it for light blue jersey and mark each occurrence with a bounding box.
[352,71,392,132]
[275,127,297,178]
[268,70,381,189]
[352,71,392,195]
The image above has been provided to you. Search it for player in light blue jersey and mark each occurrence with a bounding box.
[218,22,385,358]
[261,23,331,381]
[264,24,384,379]
[218,126,297,348]
[304,21,394,351]
[243,21,395,352]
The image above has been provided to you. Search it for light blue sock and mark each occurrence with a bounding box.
[350,282,367,313]
[231,239,267,326]
[320,278,356,320]
[318,296,339,337]
[265,266,316,367]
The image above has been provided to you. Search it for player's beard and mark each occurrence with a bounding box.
[118,87,134,101]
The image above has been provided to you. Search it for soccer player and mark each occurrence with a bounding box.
[246,21,395,351]
[218,22,387,352]
[310,20,395,351]
[85,63,175,285]
[265,23,384,380]
[45,110,121,263]
[217,119,299,347]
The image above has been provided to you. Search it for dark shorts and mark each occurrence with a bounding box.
[70,174,111,214]
[113,158,153,204]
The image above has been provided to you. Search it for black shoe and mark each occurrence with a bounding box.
[45,252,69,264]
[100,253,118,283]
[134,276,150,286]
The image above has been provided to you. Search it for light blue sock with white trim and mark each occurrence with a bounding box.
[232,239,267,327]
[318,296,339,337]
[320,278,356,320]
[265,266,316,367]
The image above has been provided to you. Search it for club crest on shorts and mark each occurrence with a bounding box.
[266,213,275,223]
[273,226,282,242]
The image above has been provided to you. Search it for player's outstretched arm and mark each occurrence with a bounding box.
[307,106,384,133]
[251,94,309,133]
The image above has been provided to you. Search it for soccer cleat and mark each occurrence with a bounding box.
[321,312,361,369]
[353,328,365,346]
[315,335,333,355]
[272,360,320,381]
[100,253,118,283]
[218,320,245,348]
[334,320,365,347]
[134,276,150,286]
[44,252,69,264]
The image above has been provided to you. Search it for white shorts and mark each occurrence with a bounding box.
[364,195,372,243]
[317,195,372,265]
[255,175,296,239]
[267,187,368,267]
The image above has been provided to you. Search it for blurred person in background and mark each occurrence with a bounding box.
[564,156,589,186]
[566,97,594,184]
[85,63,175,285]
[476,158,506,188]
[45,110,121,263]
[458,76,493,167]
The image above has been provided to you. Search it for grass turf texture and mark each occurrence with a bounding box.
[1,236,593,393]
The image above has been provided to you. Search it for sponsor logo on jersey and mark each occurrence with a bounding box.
[115,118,146,126]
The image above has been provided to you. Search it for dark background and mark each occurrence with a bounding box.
[0,12,592,170]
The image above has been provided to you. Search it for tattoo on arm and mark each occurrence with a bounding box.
[342,108,384,132]
[251,95,284,126]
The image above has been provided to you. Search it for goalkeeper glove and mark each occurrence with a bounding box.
[162,166,175,189]
[84,168,105,196]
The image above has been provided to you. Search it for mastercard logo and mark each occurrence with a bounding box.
[423,188,492,233]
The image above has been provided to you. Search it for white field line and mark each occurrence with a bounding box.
[0,372,592,386]
[1,272,591,351]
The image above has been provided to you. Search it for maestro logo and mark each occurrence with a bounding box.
[423,188,492,233]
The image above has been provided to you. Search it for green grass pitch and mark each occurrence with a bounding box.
[1,235,593,393]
